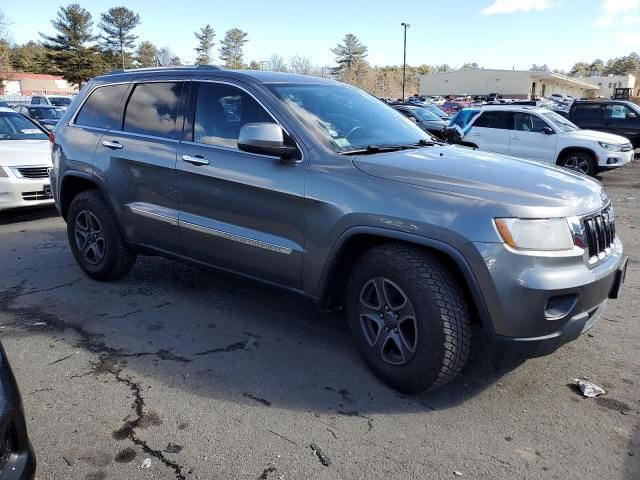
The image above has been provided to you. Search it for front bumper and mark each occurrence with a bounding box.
[464,238,626,359]
[596,148,634,168]
[0,173,54,212]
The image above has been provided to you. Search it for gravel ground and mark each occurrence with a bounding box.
[0,161,638,480]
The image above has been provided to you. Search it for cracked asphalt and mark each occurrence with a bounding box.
[1,161,639,480]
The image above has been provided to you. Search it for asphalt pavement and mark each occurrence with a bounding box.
[0,162,639,479]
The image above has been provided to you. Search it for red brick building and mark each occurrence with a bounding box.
[0,72,78,96]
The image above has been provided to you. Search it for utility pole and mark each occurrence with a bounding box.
[401,22,410,102]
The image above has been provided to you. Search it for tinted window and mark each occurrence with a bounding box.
[193,82,274,148]
[29,107,63,120]
[474,111,510,129]
[605,104,633,119]
[32,97,41,104]
[572,104,602,120]
[124,82,183,139]
[513,113,549,132]
[49,97,72,107]
[75,84,129,130]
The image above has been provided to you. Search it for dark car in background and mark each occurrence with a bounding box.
[14,105,63,131]
[421,103,450,120]
[0,100,9,109]
[393,104,448,139]
[0,342,36,479]
[568,100,640,148]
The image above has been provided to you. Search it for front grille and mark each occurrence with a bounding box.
[621,143,633,152]
[22,189,52,201]
[16,166,50,179]
[582,206,615,262]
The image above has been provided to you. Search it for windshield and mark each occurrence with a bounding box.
[49,97,72,107]
[0,112,48,140]
[424,104,448,117]
[267,83,431,153]
[541,111,580,132]
[409,107,441,122]
[29,107,63,120]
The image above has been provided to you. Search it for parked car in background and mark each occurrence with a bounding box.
[568,100,640,149]
[393,104,448,139]
[448,105,633,175]
[14,105,63,131]
[421,103,450,120]
[0,341,36,479]
[30,94,74,110]
[0,107,54,212]
[51,67,627,393]
[0,100,9,108]
[441,101,468,115]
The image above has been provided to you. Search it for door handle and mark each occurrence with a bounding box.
[102,140,123,149]
[182,154,210,166]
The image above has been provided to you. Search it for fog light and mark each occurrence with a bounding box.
[606,157,618,164]
[545,294,578,320]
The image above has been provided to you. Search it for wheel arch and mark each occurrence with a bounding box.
[556,146,597,166]
[59,171,104,220]
[316,227,494,333]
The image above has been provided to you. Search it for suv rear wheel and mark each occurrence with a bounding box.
[346,244,471,393]
[558,151,595,176]
[67,190,137,280]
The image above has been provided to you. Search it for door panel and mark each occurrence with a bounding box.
[92,81,185,253]
[508,112,558,164]
[466,111,511,154]
[177,81,306,288]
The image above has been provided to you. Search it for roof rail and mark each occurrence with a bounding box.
[106,65,221,75]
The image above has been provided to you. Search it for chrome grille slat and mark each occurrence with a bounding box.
[581,206,615,265]
[16,167,50,179]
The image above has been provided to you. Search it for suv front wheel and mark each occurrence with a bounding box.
[67,190,137,280]
[346,244,472,393]
[558,151,595,176]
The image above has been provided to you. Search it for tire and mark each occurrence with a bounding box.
[67,190,136,281]
[346,244,471,393]
[558,151,595,176]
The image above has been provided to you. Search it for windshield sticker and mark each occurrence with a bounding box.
[21,129,42,134]
[334,138,350,148]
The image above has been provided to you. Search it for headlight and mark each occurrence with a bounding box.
[494,218,574,251]
[0,167,7,178]
[598,142,622,151]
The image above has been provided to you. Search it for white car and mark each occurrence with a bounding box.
[0,107,54,212]
[31,94,75,111]
[451,105,634,176]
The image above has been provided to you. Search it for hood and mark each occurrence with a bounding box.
[0,140,52,167]
[352,145,607,218]
[565,129,630,144]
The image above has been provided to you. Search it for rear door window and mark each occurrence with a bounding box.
[572,103,603,120]
[123,82,183,139]
[474,111,510,129]
[75,84,129,130]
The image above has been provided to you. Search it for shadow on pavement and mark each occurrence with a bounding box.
[0,206,58,225]
[2,251,522,415]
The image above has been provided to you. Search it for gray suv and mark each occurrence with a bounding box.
[50,66,628,393]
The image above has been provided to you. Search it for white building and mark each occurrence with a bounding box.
[417,69,599,99]
[581,74,636,98]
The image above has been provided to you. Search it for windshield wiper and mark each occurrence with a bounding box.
[340,139,442,155]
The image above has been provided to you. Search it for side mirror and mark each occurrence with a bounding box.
[238,123,298,161]
[541,126,555,135]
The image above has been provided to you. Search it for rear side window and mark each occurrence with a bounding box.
[605,104,633,119]
[75,84,129,130]
[123,82,183,139]
[474,111,510,129]
[572,104,603,120]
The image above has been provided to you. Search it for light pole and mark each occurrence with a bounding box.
[401,22,410,102]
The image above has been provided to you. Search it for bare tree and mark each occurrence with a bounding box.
[265,53,287,72]
[290,55,312,75]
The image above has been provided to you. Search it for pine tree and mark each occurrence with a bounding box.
[136,41,158,67]
[11,41,50,73]
[40,4,103,88]
[219,28,248,69]
[331,33,368,77]
[98,6,140,69]
[194,24,215,65]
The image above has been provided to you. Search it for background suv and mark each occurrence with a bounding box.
[568,100,640,149]
[50,67,627,393]
[448,105,633,176]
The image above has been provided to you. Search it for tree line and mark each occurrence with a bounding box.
[1,5,639,97]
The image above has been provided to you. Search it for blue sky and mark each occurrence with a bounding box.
[3,0,640,71]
